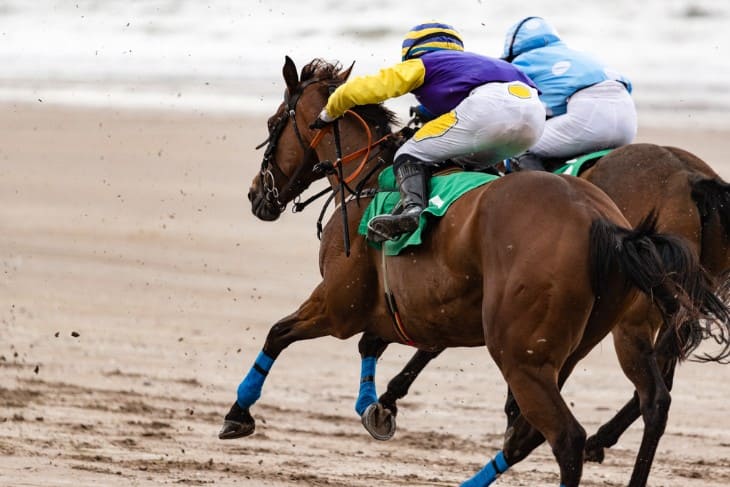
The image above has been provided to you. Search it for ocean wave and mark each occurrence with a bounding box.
[0,0,727,126]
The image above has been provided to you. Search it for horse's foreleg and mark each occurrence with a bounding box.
[360,346,445,441]
[504,386,521,428]
[219,287,334,440]
[356,332,396,440]
[610,320,671,487]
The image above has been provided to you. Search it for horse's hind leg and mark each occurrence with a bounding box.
[219,284,336,440]
[378,348,444,415]
[360,346,444,440]
[463,364,586,487]
[508,366,586,487]
[610,319,671,487]
[585,320,684,463]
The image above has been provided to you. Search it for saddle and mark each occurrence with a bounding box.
[359,167,498,256]
[550,149,613,176]
[360,149,613,256]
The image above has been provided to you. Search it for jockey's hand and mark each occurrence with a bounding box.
[310,108,336,130]
[408,105,435,126]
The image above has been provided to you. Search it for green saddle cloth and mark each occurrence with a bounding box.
[359,149,610,256]
[358,167,498,256]
[552,149,612,176]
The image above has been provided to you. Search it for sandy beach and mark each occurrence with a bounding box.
[1,102,729,486]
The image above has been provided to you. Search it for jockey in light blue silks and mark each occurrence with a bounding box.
[502,16,637,170]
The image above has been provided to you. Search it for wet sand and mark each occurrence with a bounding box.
[1,102,729,486]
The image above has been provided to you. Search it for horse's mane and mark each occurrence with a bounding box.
[301,58,399,134]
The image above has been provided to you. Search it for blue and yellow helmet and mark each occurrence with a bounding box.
[401,22,464,61]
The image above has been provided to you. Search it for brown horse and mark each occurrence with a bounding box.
[581,145,730,460]
[369,144,730,467]
[219,57,729,487]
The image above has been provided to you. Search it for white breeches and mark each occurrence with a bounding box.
[531,80,637,158]
[397,81,546,167]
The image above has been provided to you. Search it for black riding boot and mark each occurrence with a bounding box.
[367,159,429,243]
[512,151,547,171]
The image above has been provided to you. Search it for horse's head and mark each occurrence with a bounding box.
[248,56,354,221]
[249,56,399,221]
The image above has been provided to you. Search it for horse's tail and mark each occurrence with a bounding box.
[590,213,730,361]
[690,175,730,261]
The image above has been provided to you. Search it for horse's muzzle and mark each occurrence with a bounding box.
[249,187,281,221]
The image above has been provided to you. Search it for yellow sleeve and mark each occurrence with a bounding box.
[324,59,426,118]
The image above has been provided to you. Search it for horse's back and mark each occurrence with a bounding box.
[584,143,716,253]
[458,170,626,244]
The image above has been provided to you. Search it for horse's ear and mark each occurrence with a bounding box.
[341,61,356,82]
[283,56,299,92]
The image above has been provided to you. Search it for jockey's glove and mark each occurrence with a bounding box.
[409,104,436,125]
[310,108,336,129]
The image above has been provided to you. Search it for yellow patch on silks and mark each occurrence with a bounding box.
[507,83,532,99]
[414,111,457,141]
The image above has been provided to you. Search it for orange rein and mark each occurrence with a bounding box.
[309,110,392,184]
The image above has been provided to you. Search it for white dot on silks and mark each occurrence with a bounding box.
[552,60,571,75]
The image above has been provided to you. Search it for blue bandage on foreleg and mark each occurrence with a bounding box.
[355,356,378,416]
[460,451,509,487]
[236,350,275,409]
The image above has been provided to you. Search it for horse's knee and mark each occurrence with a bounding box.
[358,333,388,358]
[264,322,293,355]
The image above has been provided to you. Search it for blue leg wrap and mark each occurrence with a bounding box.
[460,451,509,487]
[236,351,275,409]
[355,356,378,416]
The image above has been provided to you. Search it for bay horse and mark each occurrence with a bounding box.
[219,56,729,487]
[368,144,730,467]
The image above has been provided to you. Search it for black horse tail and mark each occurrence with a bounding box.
[691,175,730,262]
[590,213,730,361]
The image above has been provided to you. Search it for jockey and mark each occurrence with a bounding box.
[314,22,545,243]
[501,16,637,171]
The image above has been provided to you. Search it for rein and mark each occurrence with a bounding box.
[257,82,393,214]
[257,67,419,347]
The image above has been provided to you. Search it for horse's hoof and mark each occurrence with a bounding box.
[219,402,255,440]
[584,438,605,463]
[361,402,396,441]
[219,419,255,440]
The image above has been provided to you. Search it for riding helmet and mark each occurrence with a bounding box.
[401,22,464,61]
[501,16,561,61]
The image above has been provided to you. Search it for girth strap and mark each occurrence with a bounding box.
[381,250,416,346]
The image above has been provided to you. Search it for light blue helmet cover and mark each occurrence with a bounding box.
[502,16,561,60]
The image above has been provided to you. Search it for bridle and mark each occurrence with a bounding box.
[257,78,326,212]
[256,78,395,214]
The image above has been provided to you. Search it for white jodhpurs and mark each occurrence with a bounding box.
[397,81,546,168]
[531,80,637,158]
